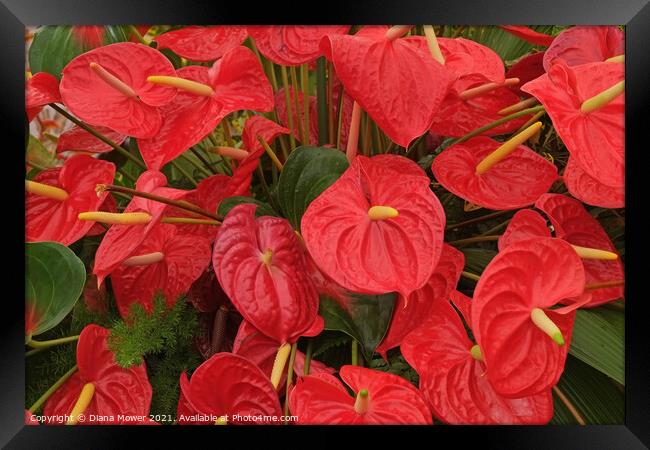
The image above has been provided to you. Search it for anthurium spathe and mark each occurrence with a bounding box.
[543,26,624,71]
[563,156,624,208]
[321,25,449,148]
[522,60,624,188]
[499,26,555,47]
[177,353,282,425]
[90,170,188,285]
[56,124,127,155]
[59,42,178,138]
[471,237,585,398]
[26,154,116,246]
[407,36,529,137]
[138,46,274,170]
[301,154,446,297]
[248,26,350,66]
[212,203,321,344]
[401,297,553,424]
[43,324,152,424]
[289,365,432,424]
[26,72,61,121]
[431,125,558,210]
[535,194,624,307]
[376,244,464,357]
[154,26,248,62]
[111,223,212,318]
[505,52,546,98]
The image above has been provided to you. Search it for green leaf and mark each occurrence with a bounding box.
[569,307,624,384]
[29,26,131,79]
[277,146,349,230]
[25,242,86,339]
[460,248,497,274]
[551,356,624,424]
[218,196,279,218]
[319,293,396,361]
[26,135,56,169]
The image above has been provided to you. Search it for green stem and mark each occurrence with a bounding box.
[29,365,78,413]
[290,66,306,143]
[27,335,79,349]
[128,25,148,45]
[449,235,500,246]
[301,64,311,145]
[26,347,46,357]
[303,339,313,375]
[280,66,297,149]
[446,210,511,230]
[49,104,147,169]
[461,271,481,282]
[452,105,545,145]
[316,57,328,146]
[351,340,359,366]
[283,342,298,423]
[335,87,346,150]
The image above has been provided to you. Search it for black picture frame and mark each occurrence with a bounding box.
[3,1,649,447]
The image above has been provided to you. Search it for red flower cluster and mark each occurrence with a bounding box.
[25,25,624,426]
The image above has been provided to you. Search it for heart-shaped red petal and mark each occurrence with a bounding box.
[26,72,61,121]
[302,155,445,297]
[56,124,127,154]
[431,136,558,210]
[500,26,555,47]
[563,156,624,208]
[543,26,624,71]
[154,26,248,61]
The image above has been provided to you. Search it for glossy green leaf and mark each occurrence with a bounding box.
[461,248,497,274]
[29,26,131,79]
[218,196,279,218]
[319,293,396,361]
[26,135,56,169]
[569,307,624,384]
[277,146,349,230]
[551,356,624,424]
[25,242,86,339]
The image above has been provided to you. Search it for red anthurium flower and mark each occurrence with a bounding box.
[543,26,624,71]
[321,26,449,148]
[522,61,624,188]
[471,237,585,398]
[56,124,127,155]
[499,26,555,47]
[111,223,212,318]
[26,154,116,246]
[431,128,558,210]
[376,244,464,357]
[498,209,551,250]
[289,365,432,424]
[302,154,446,297]
[240,114,291,158]
[407,36,529,137]
[213,204,321,344]
[535,194,624,307]
[563,156,624,208]
[59,42,178,138]
[233,320,334,388]
[177,353,282,425]
[43,324,152,424]
[26,72,61,122]
[248,26,350,65]
[401,297,553,424]
[450,289,472,325]
[505,52,546,97]
[154,26,248,62]
[138,46,274,170]
[91,171,187,285]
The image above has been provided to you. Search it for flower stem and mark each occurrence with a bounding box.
[98,184,220,221]
[280,66,297,149]
[446,210,512,230]
[553,385,586,425]
[128,25,148,45]
[49,104,146,169]
[290,66,306,143]
[449,235,500,246]
[351,340,359,366]
[303,339,313,376]
[258,136,284,171]
[29,365,78,413]
[190,147,217,174]
[316,57,328,146]
[27,335,79,349]
[461,271,481,282]
[301,63,311,144]
[452,105,545,145]
[283,342,298,423]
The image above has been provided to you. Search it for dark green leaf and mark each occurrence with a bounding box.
[218,196,279,218]
[569,307,624,384]
[551,356,624,424]
[461,248,497,274]
[319,293,395,361]
[25,242,86,339]
[29,26,131,79]
[277,146,348,230]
